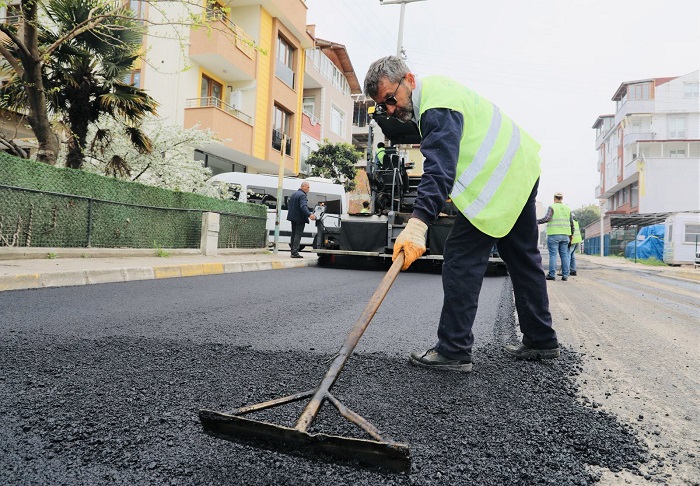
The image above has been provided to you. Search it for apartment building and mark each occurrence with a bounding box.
[592,70,699,215]
[299,36,361,174]
[585,70,699,254]
[137,0,314,176]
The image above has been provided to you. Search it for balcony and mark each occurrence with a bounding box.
[185,98,254,153]
[301,111,321,140]
[623,131,655,147]
[189,18,256,81]
[272,129,292,156]
[614,99,655,126]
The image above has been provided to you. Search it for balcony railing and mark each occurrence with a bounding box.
[185,97,253,125]
[205,12,255,59]
[272,128,291,156]
[276,59,295,89]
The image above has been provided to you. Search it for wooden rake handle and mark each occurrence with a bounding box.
[295,252,405,432]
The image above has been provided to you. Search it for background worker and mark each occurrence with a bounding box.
[364,56,559,372]
[374,142,387,170]
[360,201,371,214]
[286,181,316,258]
[537,192,574,281]
[568,216,582,276]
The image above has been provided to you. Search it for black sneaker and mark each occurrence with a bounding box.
[409,348,473,372]
[546,275,556,281]
[570,271,577,276]
[503,343,560,360]
[290,254,303,259]
[561,277,568,281]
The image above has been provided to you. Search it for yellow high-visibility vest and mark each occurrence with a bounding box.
[546,203,572,236]
[418,76,541,237]
[571,219,582,243]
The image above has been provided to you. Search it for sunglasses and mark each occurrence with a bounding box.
[375,77,404,112]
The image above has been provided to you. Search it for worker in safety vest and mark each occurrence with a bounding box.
[374,142,387,170]
[568,217,582,276]
[537,192,574,280]
[364,56,559,371]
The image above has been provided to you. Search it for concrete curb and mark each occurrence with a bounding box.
[0,258,317,292]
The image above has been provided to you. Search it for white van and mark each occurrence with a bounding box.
[203,173,346,249]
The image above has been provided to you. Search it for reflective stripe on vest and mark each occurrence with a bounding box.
[418,76,541,237]
[571,220,583,244]
[546,203,572,236]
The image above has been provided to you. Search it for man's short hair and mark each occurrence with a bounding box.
[377,142,385,148]
[364,56,410,97]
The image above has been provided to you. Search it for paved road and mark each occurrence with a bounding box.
[0,264,663,484]
[0,266,507,355]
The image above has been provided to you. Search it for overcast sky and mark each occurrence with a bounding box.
[305,0,700,210]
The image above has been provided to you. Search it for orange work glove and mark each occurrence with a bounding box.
[393,218,428,270]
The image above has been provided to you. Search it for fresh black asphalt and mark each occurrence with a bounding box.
[0,266,648,484]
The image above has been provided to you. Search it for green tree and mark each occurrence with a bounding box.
[305,140,361,192]
[0,0,259,165]
[573,204,601,235]
[46,0,158,169]
[0,0,157,169]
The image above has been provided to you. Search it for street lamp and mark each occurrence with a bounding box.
[379,0,427,58]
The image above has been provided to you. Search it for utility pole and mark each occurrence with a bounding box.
[273,134,287,255]
[599,199,605,257]
[379,0,427,59]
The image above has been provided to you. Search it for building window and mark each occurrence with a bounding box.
[302,97,315,117]
[628,82,651,101]
[630,182,638,207]
[300,143,311,174]
[668,224,673,242]
[201,74,223,107]
[684,224,700,244]
[622,186,628,204]
[276,36,295,88]
[123,70,141,87]
[195,150,246,176]
[3,3,20,24]
[668,115,686,139]
[129,0,145,20]
[670,149,686,158]
[331,105,345,136]
[684,83,699,99]
[272,105,291,156]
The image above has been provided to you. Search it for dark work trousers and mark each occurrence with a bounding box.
[435,180,558,360]
[290,221,304,255]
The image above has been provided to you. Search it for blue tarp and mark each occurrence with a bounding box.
[625,224,664,260]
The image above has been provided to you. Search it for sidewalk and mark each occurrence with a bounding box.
[1,248,697,293]
[0,248,317,292]
[555,252,699,282]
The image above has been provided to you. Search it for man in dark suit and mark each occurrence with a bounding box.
[287,181,316,258]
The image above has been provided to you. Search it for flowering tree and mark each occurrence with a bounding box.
[60,115,220,193]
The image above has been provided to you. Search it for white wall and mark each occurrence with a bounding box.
[641,157,700,212]
[142,2,200,126]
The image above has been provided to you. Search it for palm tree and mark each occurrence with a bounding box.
[0,0,158,169]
